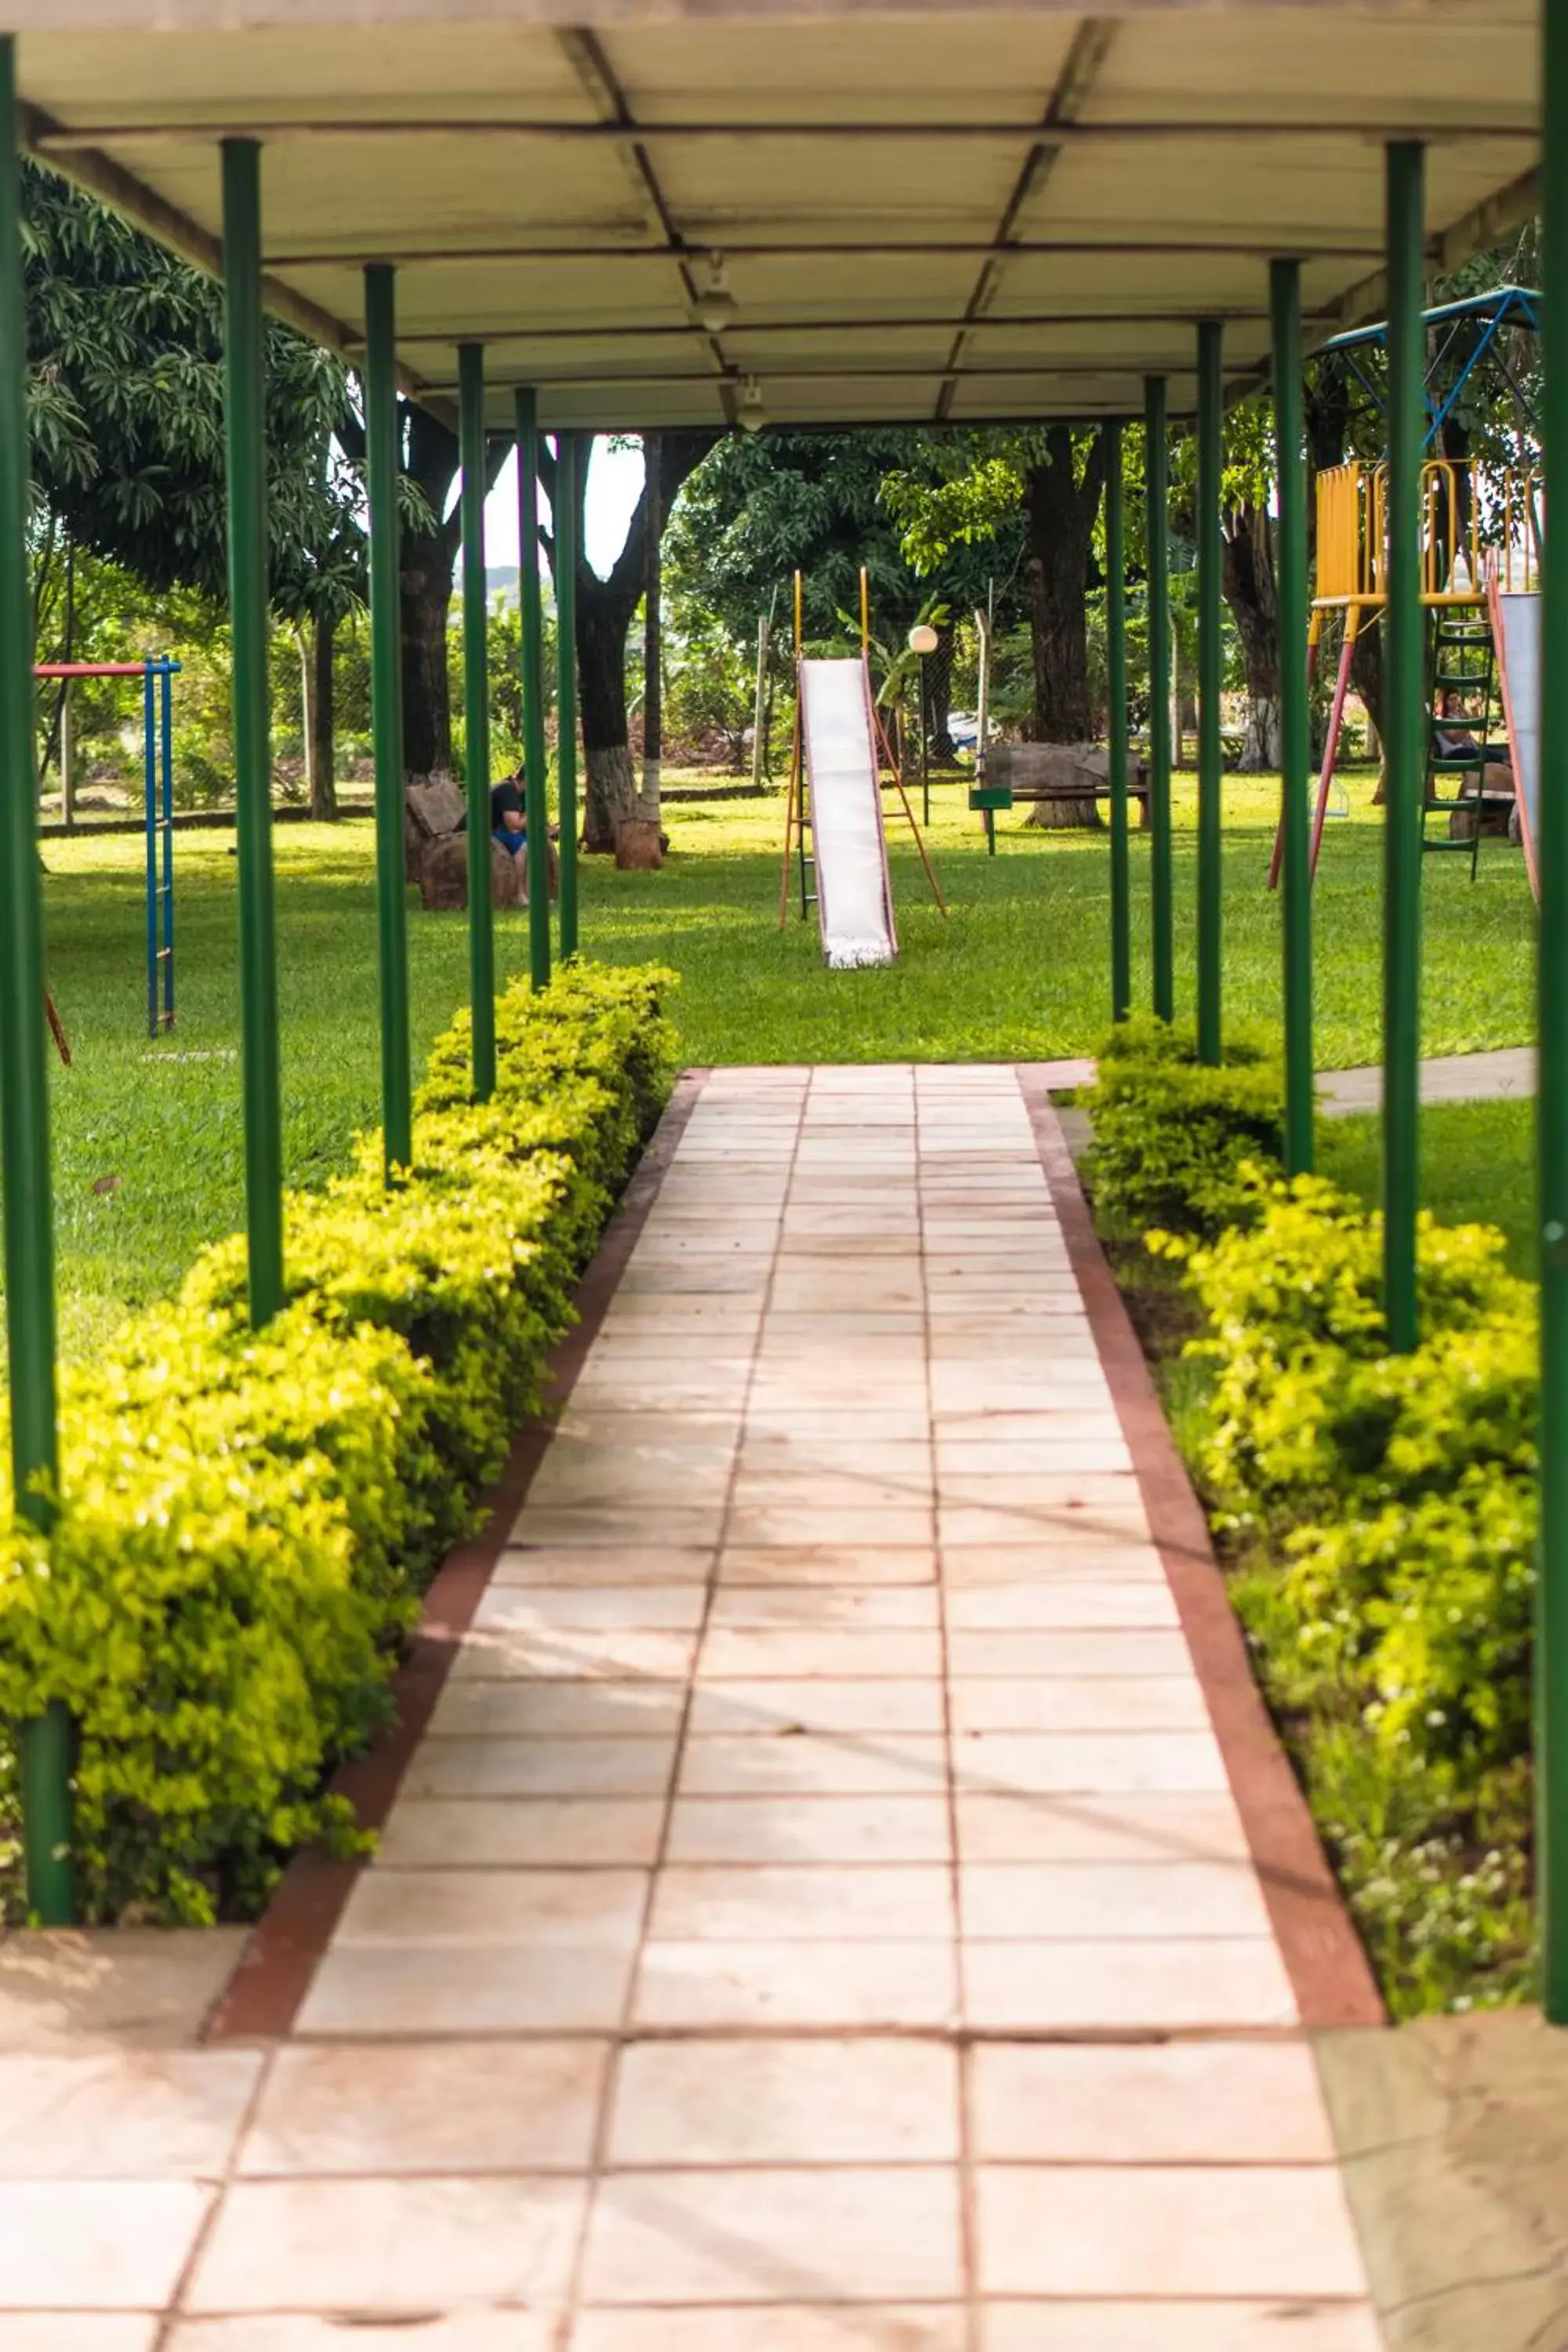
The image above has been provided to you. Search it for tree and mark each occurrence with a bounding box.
[539,430,719,854]
[24,164,362,630]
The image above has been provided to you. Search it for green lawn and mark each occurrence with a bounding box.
[34,762,1537,1355]
[1319,1096,1537,1276]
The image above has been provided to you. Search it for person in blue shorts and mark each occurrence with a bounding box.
[490,768,527,858]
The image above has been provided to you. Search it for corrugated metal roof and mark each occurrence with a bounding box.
[13,3,1541,426]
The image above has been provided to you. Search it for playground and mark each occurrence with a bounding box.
[25,771,1537,1363]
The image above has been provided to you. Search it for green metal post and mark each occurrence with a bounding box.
[1103,419,1130,1022]
[514,387,552,989]
[1383,144,1425,1354]
[1145,375,1174,1022]
[1272,259,1314,1176]
[1196,321,1225,1065]
[1538,0,1568,2022]
[365,264,412,1173]
[555,430,581,960]
[0,37,70,1922]
[222,140,285,1323]
[458,343,496,1102]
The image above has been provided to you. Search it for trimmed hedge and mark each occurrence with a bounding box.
[0,961,678,1925]
[1087,1020,1538,2013]
[1083,1018,1284,1240]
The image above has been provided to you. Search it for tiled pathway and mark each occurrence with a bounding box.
[2,1066,1381,2349]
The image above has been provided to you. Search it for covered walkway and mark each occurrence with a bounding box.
[2,1069,1382,2347]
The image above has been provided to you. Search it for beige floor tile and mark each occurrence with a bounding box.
[956,1789,1252,1866]
[947,1583,1181,1635]
[425,1680,686,1739]
[296,1944,636,2035]
[241,2040,607,2175]
[492,1545,717,1587]
[508,1508,725,1553]
[939,1546,1161,1587]
[707,1588,938,1629]
[336,1867,648,1949]
[964,1938,1298,2030]
[0,2051,260,2179]
[953,1731,1229,1796]
[666,1795,951,1866]
[718,1546,937,1587]
[679,1733,946,1800]
[975,2165,1367,2299]
[968,2041,1337,2164]
[731,1479,935,1521]
[450,1627,698,1682]
[573,2307,965,2352]
[688,1679,945,1736]
[582,2167,962,2304]
[608,2038,959,2166]
[0,2180,211,2310]
[938,1504,1149,1549]
[950,1676,1210,1733]
[650,1864,953,1941]
[960,1860,1271,1939]
[9,2326,161,2352]
[171,2319,558,2352]
[724,1512,938,1557]
[406,1737,677,1800]
[635,1941,959,2029]
[524,1462,733,1508]
[979,2305,1382,2350]
[472,1588,706,1632]
[185,2176,586,2314]
[378,1796,666,1869]
[700,1628,942,1679]
[938,1442,1131,1475]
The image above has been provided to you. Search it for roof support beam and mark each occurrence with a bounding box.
[266,238,1392,269]
[31,117,1538,150]
[937,13,1117,420]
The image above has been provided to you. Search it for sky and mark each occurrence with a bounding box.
[479,437,647,581]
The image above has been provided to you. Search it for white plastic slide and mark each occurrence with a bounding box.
[799,656,897,967]
[1490,578,1541,902]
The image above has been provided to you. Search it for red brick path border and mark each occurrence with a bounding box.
[204,1069,711,2043]
[1015,1065,1386,2032]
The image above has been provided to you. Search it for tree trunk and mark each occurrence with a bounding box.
[626,431,664,868]
[559,427,720,853]
[926,619,957,763]
[310,612,338,821]
[400,552,455,783]
[1221,503,1282,772]
[1022,426,1106,749]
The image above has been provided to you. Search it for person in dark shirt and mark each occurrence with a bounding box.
[490,769,527,857]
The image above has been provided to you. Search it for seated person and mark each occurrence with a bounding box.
[1433,695,1515,792]
[490,768,527,856]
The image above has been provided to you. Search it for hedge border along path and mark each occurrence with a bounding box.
[0,961,681,1929]
[207,1065,709,2043]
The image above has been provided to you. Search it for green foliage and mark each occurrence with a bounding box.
[0,961,677,1925]
[1135,1106,1539,2015]
[1083,1017,1284,1240]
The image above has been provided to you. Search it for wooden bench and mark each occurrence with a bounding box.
[978,742,1153,827]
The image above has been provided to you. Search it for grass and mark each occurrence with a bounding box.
[30,760,1537,1356]
[1319,1096,1536,1276]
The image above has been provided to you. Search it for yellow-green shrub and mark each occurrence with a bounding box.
[0,960,678,1923]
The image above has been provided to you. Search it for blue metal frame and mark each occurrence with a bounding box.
[1316,284,1541,452]
[141,655,180,1038]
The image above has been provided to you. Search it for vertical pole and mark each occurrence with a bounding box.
[161,660,175,1027]
[1145,375,1174,1020]
[1539,0,1568,2022]
[514,387,551,989]
[555,430,581,960]
[223,140,285,1316]
[1104,418,1130,1023]
[458,344,496,1102]
[60,677,73,833]
[365,263,412,1172]
[1383,143,1425,1355]
[143,663,158,1041]
[1272,260,1313,1174]
[0,36,70,1921]
[1196,320,1225,1065]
